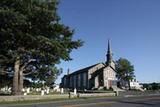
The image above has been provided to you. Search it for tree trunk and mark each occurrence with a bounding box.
[12,58,24,95]
[18,71,23,95]
[128,80,131,90]
[12,57,30,95]
[12,59,20,95]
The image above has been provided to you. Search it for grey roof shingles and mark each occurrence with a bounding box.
[67,63,101,76]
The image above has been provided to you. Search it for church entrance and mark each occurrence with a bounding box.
[108,80,117,88]
[108,80,112,88]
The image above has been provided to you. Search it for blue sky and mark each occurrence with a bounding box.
[56,0,160,83]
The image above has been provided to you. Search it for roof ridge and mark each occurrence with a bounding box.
[68,63,102,76]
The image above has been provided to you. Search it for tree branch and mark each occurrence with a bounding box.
[20,59,36,72]
[23,69,38,76]
[23,71,35,76]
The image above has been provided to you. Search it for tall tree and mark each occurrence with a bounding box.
[0,0,83,95]
[115,58,135,90]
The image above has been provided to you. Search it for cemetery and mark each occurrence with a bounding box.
[0,85,116,102]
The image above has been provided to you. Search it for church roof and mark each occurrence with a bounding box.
[68,63,103,76]
[91,66,105,76]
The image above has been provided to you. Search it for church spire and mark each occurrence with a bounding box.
[106,39,113,65]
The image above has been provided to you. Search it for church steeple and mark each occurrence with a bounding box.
[106,39,113,65]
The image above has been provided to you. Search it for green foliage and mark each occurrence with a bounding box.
[142,82,160,90]
[0,0,83,87]
[151,82,159,90]
[115,58,135,89]
[27,66,62,86]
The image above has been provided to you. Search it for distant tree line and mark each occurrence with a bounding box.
[142,82,160,90]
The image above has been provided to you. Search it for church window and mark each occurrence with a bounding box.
[78,74,81,87]
[70,77,72,87]
[83,73,86,87]
[73,75,76,88]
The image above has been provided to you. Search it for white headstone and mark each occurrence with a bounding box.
[44,89,47,93]
[60,88,64,94]
[41,90,44,96]
[36,88,39,92]
[24,92,27,96]
[74,88,77,95]
[8,87,11,92]
[26,88,30,93]
[46,88,50,94]
[8,87,11,90]
[22,88,25,92]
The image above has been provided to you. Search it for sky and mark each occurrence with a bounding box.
[56,0,160,84]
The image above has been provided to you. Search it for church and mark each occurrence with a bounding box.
[61,40,117,90]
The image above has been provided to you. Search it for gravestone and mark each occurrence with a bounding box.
[74,88,77,95]
[22,88,25,92]
[26,88,30,93]
[60,88,64,94]
[24,92,27,96]
[46,88,50,94]
[41,90,44,96]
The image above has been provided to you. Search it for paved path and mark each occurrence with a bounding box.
[0,95,160,107]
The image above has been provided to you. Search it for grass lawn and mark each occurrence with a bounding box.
[0,95,115,105]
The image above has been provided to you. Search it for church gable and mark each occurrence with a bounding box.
[88,63,105,74]
[88,63,105,82]
[103,66,116,80]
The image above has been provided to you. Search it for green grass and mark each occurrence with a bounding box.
[27,91,64,95]
[0,98,70,105]
[0,95,115,105]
